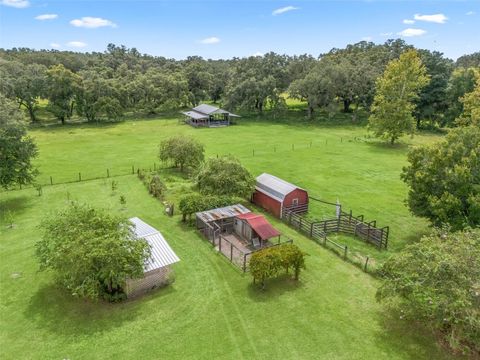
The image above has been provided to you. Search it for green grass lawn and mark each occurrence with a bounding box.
[0,113,454,359]
[1,176,452,360]
[28,115,440,259]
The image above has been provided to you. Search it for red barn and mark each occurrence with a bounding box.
[252,173,309,218]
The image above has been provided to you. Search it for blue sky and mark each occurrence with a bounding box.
[0,0,478,60]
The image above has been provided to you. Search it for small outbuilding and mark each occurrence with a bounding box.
[182,104,240,128]
[126,217,180,298]
[252,173,309,218]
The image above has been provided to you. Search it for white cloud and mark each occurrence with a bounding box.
[272,6,299,16]
[67,41,87,48]
[199,37,220,44]
[397,28,427,37]
[70,17,117,28]
[50,43,61,49]
[466,11,475,16]
[35,14,58,20]
[380,32,393,37]
[1,0,30,8]
[413,13,448,24]
[403,19,415,24]
[361,36,372,41]
[252,52,264,57]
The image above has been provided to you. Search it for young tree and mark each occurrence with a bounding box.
[455,69,480,127]
[36,202,151,301]
[249,248,282,289]
[45,64,81,124]
[0,94,38,189]
[159,135,204,172]
[195,155,255,197]
[401,126,480,230]
[377,228,480,355]
[368,50,430,144]
[279,244,307,280]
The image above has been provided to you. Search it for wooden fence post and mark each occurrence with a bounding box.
[344,246,348,259]
[299,217,302,232]
[243,254,247,273]
[50,176,53,185]
[364,256,369,272]
[230,243,233,262]
[310,222,314,237]
[131,165,134,174]
[107,169,110,178]
[78,172,81,182]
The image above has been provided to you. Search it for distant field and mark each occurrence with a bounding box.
[0,113,452,359]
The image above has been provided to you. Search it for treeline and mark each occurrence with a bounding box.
[0,41,478,127]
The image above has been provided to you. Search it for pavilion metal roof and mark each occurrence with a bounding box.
[182,104,240,118]
[129,217,180,272]
[195,204,251,223]
[181,110,209,120]
[255,173,303,202]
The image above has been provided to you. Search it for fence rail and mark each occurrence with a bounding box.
[281,207,389,273]
[282,208,388,250]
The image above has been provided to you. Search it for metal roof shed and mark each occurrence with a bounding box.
[126,217,180,297]
[253,173,309,218]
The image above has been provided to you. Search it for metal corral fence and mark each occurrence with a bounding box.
[281,207,389,273]
[282,208,388,250]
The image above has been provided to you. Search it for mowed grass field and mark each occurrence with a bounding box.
[0,115,454,359]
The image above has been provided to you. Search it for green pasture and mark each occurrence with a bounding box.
[0,113,454,359]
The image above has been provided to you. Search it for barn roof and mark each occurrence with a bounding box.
[236,213,281,240]
[193,104,226,115]
[196,204,251,223]
[255,173,304,202]
[129,217,180,272]
[182,104,240,118]
[181,110,209,120]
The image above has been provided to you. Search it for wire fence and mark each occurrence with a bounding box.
[3,134,371,194]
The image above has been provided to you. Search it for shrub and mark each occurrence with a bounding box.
[179,193,234,222]
[249,244,307,288]
[195,155,255,197]
[377,228,480,355]
[149,175,165,199]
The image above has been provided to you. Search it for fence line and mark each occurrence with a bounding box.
[281,207,389,273]
[1,163,163,193]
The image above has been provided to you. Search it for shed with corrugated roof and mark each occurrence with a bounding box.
[126,217,180,298]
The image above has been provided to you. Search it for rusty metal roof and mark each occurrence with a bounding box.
[195,204,251,223]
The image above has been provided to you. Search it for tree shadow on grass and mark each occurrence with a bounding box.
[374,310,461,360]
[24,283,145,336]
[246,274,305,303]
[0,195,31,217]
[364,140,410,153]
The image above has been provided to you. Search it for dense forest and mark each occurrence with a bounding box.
[0,40,479,128]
